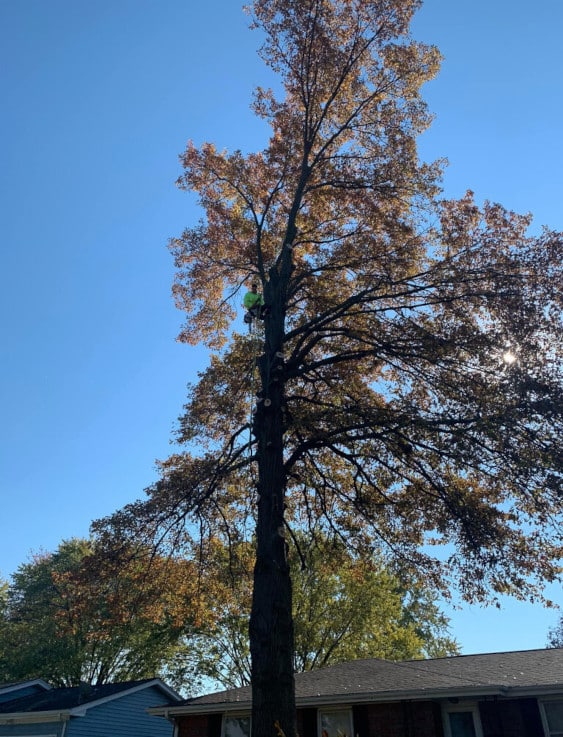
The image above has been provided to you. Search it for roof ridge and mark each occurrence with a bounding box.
[400,647,560,664]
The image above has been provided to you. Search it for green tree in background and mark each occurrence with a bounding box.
[192,537,458,689]
[0,578,7,615]
[0,539,94,686]
[291,542,459,670]
[0,539,200,690]
[0,577,8,676]
[547,617,563,649]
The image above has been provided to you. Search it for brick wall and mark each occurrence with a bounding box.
[177,714,209,737]
[358,701,443,737]
[173,698,545,737]
[177,713,222,737]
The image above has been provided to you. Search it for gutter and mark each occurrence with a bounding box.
[149,683,563,718]
[151,706,178,724]
[0,710,71,725]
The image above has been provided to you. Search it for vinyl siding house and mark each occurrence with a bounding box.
[149,648,563,737]
[0,678,180,737]
[0,680,52,704]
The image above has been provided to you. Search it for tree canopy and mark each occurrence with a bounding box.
[190,537,458,689]
[93,1,563,735]
[0,539,200,690]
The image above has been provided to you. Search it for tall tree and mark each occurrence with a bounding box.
[0,539,201,690]
[94,1,562,735]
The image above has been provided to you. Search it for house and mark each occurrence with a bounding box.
[0,677,180,736]
[149,648,563,737]
[0,679,52,703]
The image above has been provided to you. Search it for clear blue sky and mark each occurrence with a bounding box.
[1,0,562,655]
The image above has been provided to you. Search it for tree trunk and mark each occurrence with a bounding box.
[249,271,296,737]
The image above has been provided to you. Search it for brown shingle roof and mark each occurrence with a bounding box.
[168,648,563,713]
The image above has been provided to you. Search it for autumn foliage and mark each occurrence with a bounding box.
[93,2,562,736]
[0,539,202,687]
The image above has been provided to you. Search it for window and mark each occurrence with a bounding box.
[541,700,563,736]
[223,714,251,737]
[443,703,483,737]
[318,707,353,737]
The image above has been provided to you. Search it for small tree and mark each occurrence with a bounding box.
[94,1,562,735]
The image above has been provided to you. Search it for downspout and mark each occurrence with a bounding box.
[158,708,178,737]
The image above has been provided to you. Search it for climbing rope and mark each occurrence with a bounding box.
[247,317,262,454]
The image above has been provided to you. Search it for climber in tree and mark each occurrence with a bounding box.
[243,282,269,323]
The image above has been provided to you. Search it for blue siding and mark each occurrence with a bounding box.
[0,685,174,737]
[67,685,174,737]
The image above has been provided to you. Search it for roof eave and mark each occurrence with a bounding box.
[0,679,52,695]
[149,682,563,718]
[0,710,71,725]
[0,679,181,721]
[68,678,181,714]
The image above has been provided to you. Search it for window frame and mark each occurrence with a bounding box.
[442,701,484,737]
[540,699,563,737]
[221,711,252,737]
[317,706,354,737]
